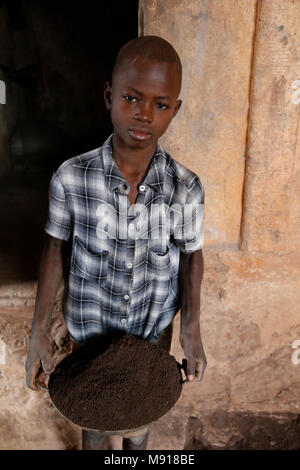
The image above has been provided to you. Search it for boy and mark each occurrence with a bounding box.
[25,36,207,450]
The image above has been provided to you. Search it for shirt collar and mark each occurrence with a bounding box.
[101,134,166,194]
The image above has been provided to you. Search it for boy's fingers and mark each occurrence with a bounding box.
[40,353,54,374]
[195,358,207,381]
[26,361,41,391]
[181,358,187,382]
[36,370,50,390]
[182,357,207,383]
[185,355,196,382]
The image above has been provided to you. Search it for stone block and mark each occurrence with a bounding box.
[139,0,257,247]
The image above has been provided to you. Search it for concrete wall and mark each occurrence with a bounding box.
[0,0,300,450]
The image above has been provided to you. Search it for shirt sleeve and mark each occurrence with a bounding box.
[173,176,205,254]
[44,171,71,241]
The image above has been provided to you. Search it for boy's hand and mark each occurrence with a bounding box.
[179,326,207,382]
[25,333,54,391]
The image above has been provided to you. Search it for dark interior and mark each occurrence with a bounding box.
[0,0,139,284]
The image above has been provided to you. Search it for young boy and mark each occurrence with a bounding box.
[25,35,207,450]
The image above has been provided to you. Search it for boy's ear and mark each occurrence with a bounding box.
[172,99,182,119]
[104,81,112,110]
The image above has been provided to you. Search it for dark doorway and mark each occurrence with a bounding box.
[0,0,139,284]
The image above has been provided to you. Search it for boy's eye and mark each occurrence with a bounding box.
[156,103,168,110]
[123,94,137,103]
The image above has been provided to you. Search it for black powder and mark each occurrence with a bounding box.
[48,333,183,431]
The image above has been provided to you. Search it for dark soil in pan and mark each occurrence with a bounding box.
[48,333,182,431]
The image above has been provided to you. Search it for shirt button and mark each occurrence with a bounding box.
[123,294,130,300]
[121,183,129,194]
[139,185,146,192]
[128,223,134,230]
[121,318,127,324]
[127,262,133,269]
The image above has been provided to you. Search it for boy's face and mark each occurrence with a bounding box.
[104,57,182,153]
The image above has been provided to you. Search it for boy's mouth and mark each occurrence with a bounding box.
[128,128,152,141]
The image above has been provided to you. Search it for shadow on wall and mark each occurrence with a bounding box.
[0,0,139,284]
[184,410,300,450]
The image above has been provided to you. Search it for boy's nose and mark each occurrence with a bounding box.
[134,104,153,123]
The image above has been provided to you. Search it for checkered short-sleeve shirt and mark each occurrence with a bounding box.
[44,135,205,344]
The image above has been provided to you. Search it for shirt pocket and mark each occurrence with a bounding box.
[70,235,108,283]
[147,246,171,281]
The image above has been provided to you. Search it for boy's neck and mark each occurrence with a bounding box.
[112,133,157,182]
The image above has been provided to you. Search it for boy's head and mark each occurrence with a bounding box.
[112,36,182,94]
[104,36,182,151]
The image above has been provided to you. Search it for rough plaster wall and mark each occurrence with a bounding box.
[240,0,300,252]
[140,0,257,247]
[0,290,81,450]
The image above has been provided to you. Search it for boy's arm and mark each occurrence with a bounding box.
[178,248,207,382]
[25,234,64,391]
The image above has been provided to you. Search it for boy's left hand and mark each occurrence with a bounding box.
[179,327,207,382]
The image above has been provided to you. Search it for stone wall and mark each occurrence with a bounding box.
[0,0,300,450]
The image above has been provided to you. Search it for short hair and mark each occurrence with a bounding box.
[112,35,182,90]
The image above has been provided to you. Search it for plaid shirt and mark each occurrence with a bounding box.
[44,135,204,344]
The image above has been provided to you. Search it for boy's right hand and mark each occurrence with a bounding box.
[25,334,54,391]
